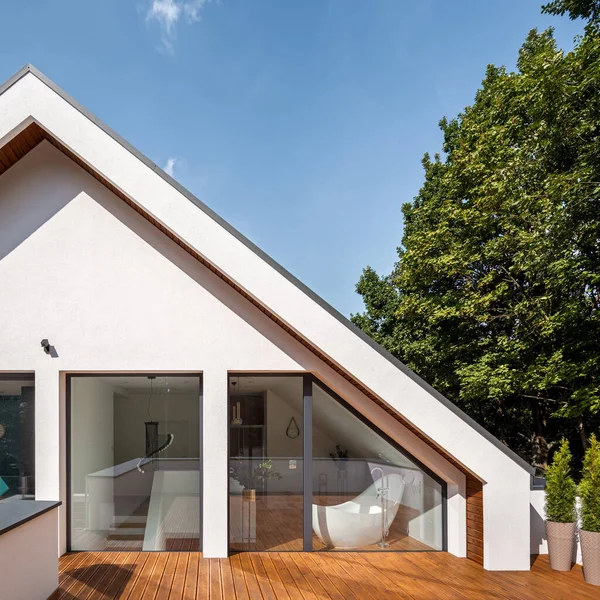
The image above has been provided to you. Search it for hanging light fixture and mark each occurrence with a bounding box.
[230,376,243,426]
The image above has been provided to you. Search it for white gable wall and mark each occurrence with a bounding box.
[0,142,466,559]
[0,71,532,569]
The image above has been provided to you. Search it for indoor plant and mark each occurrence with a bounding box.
[579,434,600,585]
[545,438,577,571]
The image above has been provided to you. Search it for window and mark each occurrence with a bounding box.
[228,373,446,553]
[228,375,304,551]
[0,374,35,501]
[312,380,445,551]
[69,374,201,551]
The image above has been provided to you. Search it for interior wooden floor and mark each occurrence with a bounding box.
[71,494,432,552]
[51,552,596,600]
[230,494,433,552]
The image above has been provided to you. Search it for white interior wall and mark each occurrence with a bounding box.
[113,390,200,465]
[0,141,477,561]
[70,377,114,495]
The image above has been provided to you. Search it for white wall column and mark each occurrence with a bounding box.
[35,365,60,501]
[202,368,228,557]
[483,468,531,570]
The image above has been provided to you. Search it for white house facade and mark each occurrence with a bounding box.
[0,65,535,572]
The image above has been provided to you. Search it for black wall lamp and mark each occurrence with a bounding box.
[40,339,58,357]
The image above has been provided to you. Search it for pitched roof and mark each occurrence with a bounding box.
[0,64,534,476]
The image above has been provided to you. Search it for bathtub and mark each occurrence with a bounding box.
[312,473,405,549]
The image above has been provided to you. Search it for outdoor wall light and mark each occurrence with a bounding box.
[41,339,51,354]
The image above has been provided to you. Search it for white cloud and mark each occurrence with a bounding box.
[146,0,210,53]
[164,157,177,177]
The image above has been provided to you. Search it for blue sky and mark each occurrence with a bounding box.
[0,1,584,316]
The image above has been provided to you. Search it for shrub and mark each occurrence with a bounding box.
[545,438,576,523]
[580,434,600,533]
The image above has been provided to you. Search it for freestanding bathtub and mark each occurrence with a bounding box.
[312,473,405,549]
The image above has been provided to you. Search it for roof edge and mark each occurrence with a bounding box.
[0,64,535,475]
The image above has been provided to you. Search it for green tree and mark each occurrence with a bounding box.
[353,7,600,468]
[579,434,600,532]
[545,439,577,522]
[543,0,600,23]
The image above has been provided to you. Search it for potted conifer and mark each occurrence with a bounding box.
[545,438,577,571]
[579,434,600,586]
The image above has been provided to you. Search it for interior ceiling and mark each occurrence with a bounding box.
[0,120,484,482]
[228,375,303,395]
[79,376,200,394]
[0,380,35,395]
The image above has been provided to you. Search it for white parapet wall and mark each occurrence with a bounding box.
[0,502,60,600]
[530,488,582,565]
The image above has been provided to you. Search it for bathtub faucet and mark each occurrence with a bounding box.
[370,466,390,548]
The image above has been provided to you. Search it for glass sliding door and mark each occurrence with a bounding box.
[228,375,303,551]
[69,374,201,551]
[312,380,444,551]
[0,375,35,501]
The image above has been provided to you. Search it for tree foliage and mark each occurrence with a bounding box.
[579,434,600,532]
[353,6,600,467]
[543,0,600,23]
[545,439,577,522]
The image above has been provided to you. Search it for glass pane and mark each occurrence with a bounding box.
[229,375,303,551]
[0,375,35,501]
[70,375,201,551]
[312,382,444,551]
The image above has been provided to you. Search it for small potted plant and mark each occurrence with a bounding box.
[579,434,600,586]
[545,438,577,571]
[329,445,349,470]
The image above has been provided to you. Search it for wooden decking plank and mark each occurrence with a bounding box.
[274,553,320,600]
[265,553,306,600]
[99,552,143,600]
[55,551,598,600]
[326,551,406,600]
[83,551,132,600]
[303,552,362,600]
[168,552,190,600]
[141,552,171,600]
[183,553,199,600]
[249,552,278,600]
[57,550,85,574]
[155,553,181,600]
[219,557,237,600]
[55,552,109,600]
[258,553,297,600]
[52,552,97,599]
[403,553,506,600]
[125,551,161,600]
[229,553,252,600]
[209,558,223,600]
[196,553,210,599]
[361,552,465,600]
[286,552,339,600]
[239,551,266,600]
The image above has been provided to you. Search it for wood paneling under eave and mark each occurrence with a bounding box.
[1,121,487,564]
[0,122,45,175]
[466,475,484,564]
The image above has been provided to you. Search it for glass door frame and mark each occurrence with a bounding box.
[65,372,203,552]
[227,372,447,554]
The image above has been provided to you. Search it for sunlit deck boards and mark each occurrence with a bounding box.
[51,552,595,600]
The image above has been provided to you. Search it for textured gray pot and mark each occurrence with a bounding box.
[546,521,576,571]
[580,530,600,586]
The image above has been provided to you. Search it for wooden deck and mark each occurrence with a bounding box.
[51,552,596,599]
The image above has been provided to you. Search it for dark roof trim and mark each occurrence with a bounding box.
[0,64,534,475]
[0,500,62,536]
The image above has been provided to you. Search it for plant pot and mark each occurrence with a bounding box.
[580,530,600,586]
[546,521,576,571]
